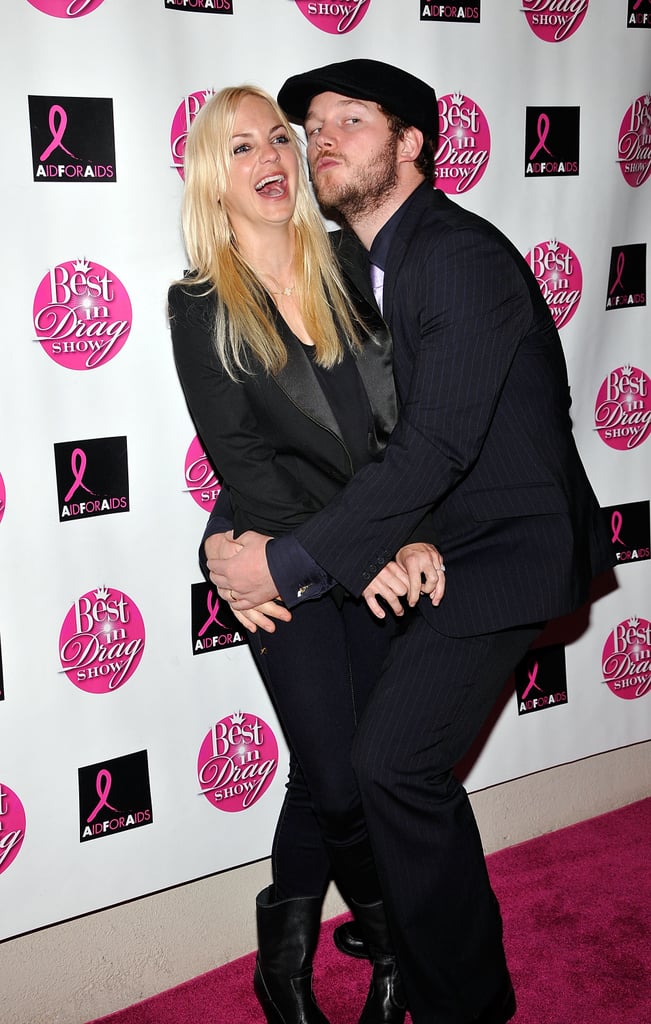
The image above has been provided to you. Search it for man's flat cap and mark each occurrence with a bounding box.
[278,58,438,140]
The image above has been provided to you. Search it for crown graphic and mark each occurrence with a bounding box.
[627,616,639,628]
[451,92,464,106]
[547,239,559,252]
[73,258,91,273]
[203,89,215,102]
[94,585,110,600]
[230,711,245,725]
[621,365,633,377]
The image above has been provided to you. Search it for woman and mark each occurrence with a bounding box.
[168,86,444,1024]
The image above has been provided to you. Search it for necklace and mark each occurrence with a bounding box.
[266,282,295,297]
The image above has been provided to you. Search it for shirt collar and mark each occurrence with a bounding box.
[368,182,429,271]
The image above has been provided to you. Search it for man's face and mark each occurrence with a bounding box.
[303,91,399,222]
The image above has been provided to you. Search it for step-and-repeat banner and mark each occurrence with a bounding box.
[0,0,649,940]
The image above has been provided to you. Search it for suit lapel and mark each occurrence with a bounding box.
[272,315,344,441]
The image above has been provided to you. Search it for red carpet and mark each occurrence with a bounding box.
[90,798,651,1024]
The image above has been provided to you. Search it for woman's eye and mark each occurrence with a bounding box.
[233,143,250,155]
[272,134,290,145]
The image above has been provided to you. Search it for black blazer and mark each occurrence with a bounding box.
[294,184,614,636]
[169,275,398,539]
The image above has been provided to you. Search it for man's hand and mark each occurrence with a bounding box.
[208,530,278,608]
[205,529,242,563]
[396,542,446,607]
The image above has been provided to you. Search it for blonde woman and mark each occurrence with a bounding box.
[168,86,443,1024]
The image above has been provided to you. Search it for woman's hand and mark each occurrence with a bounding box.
[226,598,292,634]
[362,543,446,620]
[396,542,446,607]
[362,561,410,619]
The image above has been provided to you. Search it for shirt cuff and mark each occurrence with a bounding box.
[266,535,334,609]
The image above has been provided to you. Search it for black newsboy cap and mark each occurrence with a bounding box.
[277,59,438,141]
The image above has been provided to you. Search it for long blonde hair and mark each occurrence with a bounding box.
[177,85,362,379]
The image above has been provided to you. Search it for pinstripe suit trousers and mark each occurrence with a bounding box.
[351,608,542,1024]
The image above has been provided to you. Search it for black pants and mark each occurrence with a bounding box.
[247,592,401,900]
[351,610,543,1024]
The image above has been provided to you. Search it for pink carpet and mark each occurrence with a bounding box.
[89,798,651,1024]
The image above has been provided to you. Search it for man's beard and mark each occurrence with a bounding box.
[311,133,399,226]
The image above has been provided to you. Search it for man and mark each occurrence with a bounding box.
[205,60,614,1024]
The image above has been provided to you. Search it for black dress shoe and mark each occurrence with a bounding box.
[333,919,369,960]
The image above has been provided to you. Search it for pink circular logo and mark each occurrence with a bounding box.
[0,783,27,876]
[197,712,279,812]
[185,435,222,511]
[295,0,371,33]
[521,0,589,42]
[59,586,146,693]
[435,93,491,194]
[594,365,651,451]
[617,94,651,188]
[0,472,5,524]
[33,258,132,370]
[602,617,651,699]
[25,0,105,16]
[525,239,582,329]
[170,90,215,180]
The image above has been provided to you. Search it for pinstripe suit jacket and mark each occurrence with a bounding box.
[294,184,614,637]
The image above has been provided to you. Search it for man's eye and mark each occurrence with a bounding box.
[306,126,320,137]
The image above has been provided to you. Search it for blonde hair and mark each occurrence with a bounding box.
[177,85,362,379]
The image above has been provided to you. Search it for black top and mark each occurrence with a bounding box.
[299,341,374,473]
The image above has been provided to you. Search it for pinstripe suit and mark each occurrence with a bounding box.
[287,184,614,1023]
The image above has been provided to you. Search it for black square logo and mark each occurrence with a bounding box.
[28,95,116,182]
[601,500,650,565]
[627,0,651,28]
[514,644,568,715]
[420,2,480,22]
[191,581,248,655]
[525,107,580,176]
[54,436,129,522]
[78,750,153,842]
[164,0,234,12]
[605,244,646,310]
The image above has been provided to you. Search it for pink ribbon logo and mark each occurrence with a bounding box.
[87,769,118,823]
[64,448,96,502]
[522,662,543,700]
[198,591,228,637]
[609,251,626,295]
[611,510,626,546]
[529,113,553,161]
[39,105,79,161]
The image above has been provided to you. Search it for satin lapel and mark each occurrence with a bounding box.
[331,229,376,308]
[272,316,343,441]
[343,278,398,443]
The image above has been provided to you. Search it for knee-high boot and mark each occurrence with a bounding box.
[327,841,407,1024]
[349,897,407,1024]
[253,886,332,1024]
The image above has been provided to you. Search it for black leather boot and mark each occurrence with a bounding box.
[349,897,407,1024]
[253,885,332,1024]
[333,919,369,960]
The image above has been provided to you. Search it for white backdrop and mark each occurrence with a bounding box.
[0,0,649,941]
